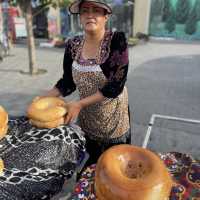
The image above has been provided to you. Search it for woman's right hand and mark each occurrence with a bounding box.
[64,101,83,124]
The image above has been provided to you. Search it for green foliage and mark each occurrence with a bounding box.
[176,0,191,24]
[194,0,200,21]
[162,0,171,22]
[51,0,72,8]
[151,0,163,18]
[185,6,197,34]
[165,6,176,32]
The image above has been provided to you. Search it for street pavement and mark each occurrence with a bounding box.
[127,40,200,158]
[0,40,200,198]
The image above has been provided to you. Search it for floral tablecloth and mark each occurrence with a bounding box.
[71,152,200,200]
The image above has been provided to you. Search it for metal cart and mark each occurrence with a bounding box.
[142,114,200,159]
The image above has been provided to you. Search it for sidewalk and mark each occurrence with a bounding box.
[0,45,78,116]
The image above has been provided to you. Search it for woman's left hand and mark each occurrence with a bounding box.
[64,101,83,124]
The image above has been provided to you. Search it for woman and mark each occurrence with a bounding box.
[41,0,131,165]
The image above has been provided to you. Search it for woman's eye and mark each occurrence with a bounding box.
[94,8,102,13]
[80,8,88,14]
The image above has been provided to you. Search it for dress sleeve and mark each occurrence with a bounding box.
[55,39,76,97]
[99,32,129,98]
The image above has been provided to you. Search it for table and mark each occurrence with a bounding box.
[0,116,86,200]
[71,152,200,200]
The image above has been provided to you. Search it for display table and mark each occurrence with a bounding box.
[0,116,86,200]
[71,152,200,200]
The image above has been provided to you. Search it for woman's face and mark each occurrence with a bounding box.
[79,2,109,33]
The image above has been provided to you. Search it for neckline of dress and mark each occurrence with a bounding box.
[80,30,110,64]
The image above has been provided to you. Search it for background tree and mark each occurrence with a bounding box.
[185,6,197,34]
[176,0,190,24]
[150,0,163,19]
[165,6,176,32]
[194,0,200,21]
[10,0,71,75]
[162,0,171,22]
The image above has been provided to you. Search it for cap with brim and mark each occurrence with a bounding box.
[69,0,112,14]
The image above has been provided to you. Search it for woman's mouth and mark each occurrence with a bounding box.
[86,21,96,25]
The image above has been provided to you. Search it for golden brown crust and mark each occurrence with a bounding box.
[0,159,4,174]
[27,97,68,122]
[95,145,173,200]
[0,125,8,140]
[0,106,8,139]
[30,117,65,129]
[0,106,8,127]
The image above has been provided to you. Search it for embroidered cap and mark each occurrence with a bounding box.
[69,0,112,14]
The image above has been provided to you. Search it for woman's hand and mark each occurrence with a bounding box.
[64,91,104,124]
[65,101,83,124]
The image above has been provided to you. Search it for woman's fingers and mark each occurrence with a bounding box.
[64,114,71,124]
[65,113,77,124]
[65,111,79,124]
[70,115,77,123]
[64,101,82,124]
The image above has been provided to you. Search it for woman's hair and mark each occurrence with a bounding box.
[79,2,108,15]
